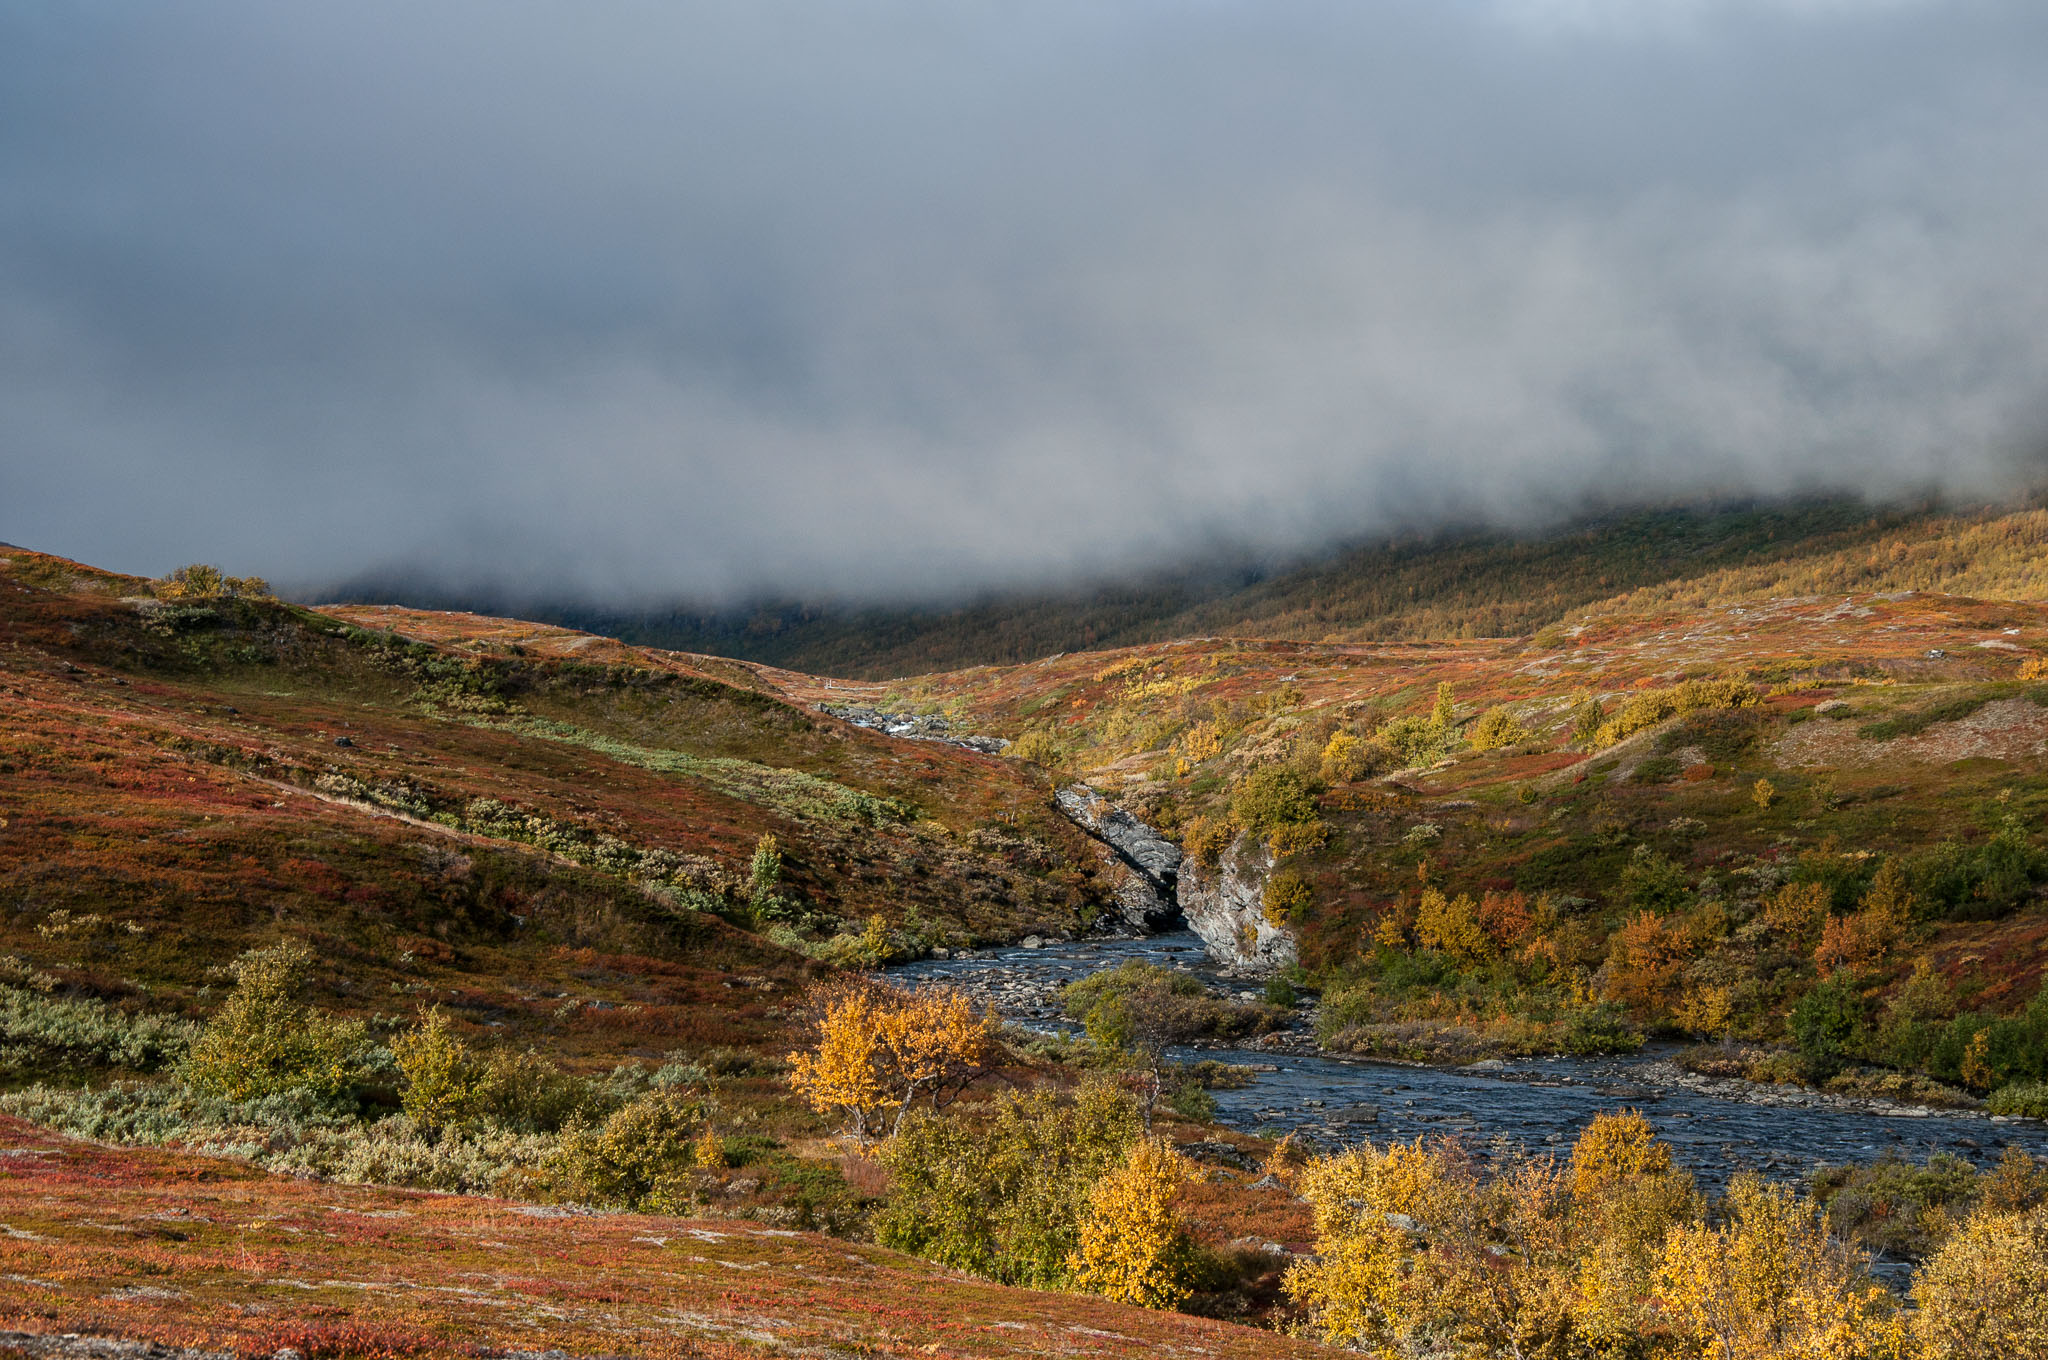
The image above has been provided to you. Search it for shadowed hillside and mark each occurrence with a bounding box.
[431,497,2048,679]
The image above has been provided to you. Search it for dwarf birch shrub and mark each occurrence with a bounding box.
[1069,1136,1202,1309]
[181,942,370,1103]
[1468,705,1530,752]
[559,1085,709,1212]
[1912,1204,2048,1359]
[877,1082,1140,1289]
[786,976,996,1138]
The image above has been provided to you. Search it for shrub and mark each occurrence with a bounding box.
[1912,1204,2048,1358]
[1619,844,1688,914]
[181,942,370,1103]
[1593,677,1755,748]
[275,1117,560,1197]
[1068,1137,1203,1309]
[1467,706,1528,752]
[1561,1005,1644,1055]
[391,1007,492,1137]
[1659,1175,1904,1358]
[1570,1109,1672,1200]
[1762,881,1831,943]
[1321,731,1372,783]
[876,1082,1140,1288]
[1375,714,1456,769]
[558,1086,708,1211]
[1571,698,1606,744]
[0,983,195,1079]
[1413,887,1491,966]
[786,975,996,1138]
[1230,767,1321,837]
[1006,728,1066,767]
[1061,961,1284,1051]
[1261,870,1313,926]
[1988,1081,2048,1119]
[1603,911,1694,1018]
[1792,977,1871,1080]
[1915,823,2045,921]
[1179,814,1233,864]
[154,564,273,600]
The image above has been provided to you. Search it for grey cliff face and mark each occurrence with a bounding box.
[1053,786,1296,971]
[1175,832,1298,975]
[1054,785,1184,932]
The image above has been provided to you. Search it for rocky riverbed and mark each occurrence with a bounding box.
[891,930,2048,1206]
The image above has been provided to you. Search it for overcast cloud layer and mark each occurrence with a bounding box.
[4,0,2047,603]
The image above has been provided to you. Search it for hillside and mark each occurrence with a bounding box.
[0,1115,1322,1360]
[8,532,2048,1352]
[487,497,2048,679]
[818,583,2048,1097]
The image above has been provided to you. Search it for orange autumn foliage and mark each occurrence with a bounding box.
[786,975,997,1139]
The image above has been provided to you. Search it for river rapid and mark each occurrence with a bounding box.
[892,931,2048,1202]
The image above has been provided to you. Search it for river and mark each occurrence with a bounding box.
[892,930,2048,1200]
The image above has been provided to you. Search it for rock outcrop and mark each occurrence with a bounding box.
[1176,833,1297,974]
[1054,785,1184,932]
[822,704,1009,754]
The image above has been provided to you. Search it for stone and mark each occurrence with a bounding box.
[1054,784,1184,931]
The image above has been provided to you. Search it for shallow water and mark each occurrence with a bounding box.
[893,931,2048,1199]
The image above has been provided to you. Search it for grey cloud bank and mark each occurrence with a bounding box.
[3,0,2046,603]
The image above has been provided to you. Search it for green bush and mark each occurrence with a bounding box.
[180,942,371,1103]
[876,1082,1140,1288]
[1061,962,1285,1052]
[1989,1081,2048,1119]
[1619,845,1689,914]
[0,983,195,1079]
[558,1085,709,1212]
[1559,1004,1644,1055]
[1229,767,1322,837]
[1914,823,2045,921]
[1791,977,1871,1080]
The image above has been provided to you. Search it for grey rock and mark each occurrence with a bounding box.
[1054,784,1184,931]
[1177,833,1297,974]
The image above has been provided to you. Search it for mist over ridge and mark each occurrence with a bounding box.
[4,0,2047,604]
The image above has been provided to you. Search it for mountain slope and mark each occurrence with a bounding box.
[503,497,2048,679]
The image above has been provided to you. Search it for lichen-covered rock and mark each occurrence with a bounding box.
[1176,834,1296,973]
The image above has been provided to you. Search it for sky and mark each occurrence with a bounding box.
[4,0,2046,604]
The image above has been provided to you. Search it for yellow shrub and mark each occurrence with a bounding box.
[1069,1136,1202,1309]
[1658,1175,1906,1360]
[1468,705,1530,752]
[786,976,996,1139]
[1414,886,1491,965]
[1320,730,1371,782]
[1592,676,1756,748]
[1266,817,1329,857]
[1762,881,1831,942]
[391,1006,492,1137]
[1570,1109,1672,1201]
[1913,1205,2048,1358]
[1180,814,1233,864]
[1261,870,1313,926]
[1178,719,1225,764]
[182,941,368,1103]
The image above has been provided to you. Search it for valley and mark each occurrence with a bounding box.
[5,521,2048,1353]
